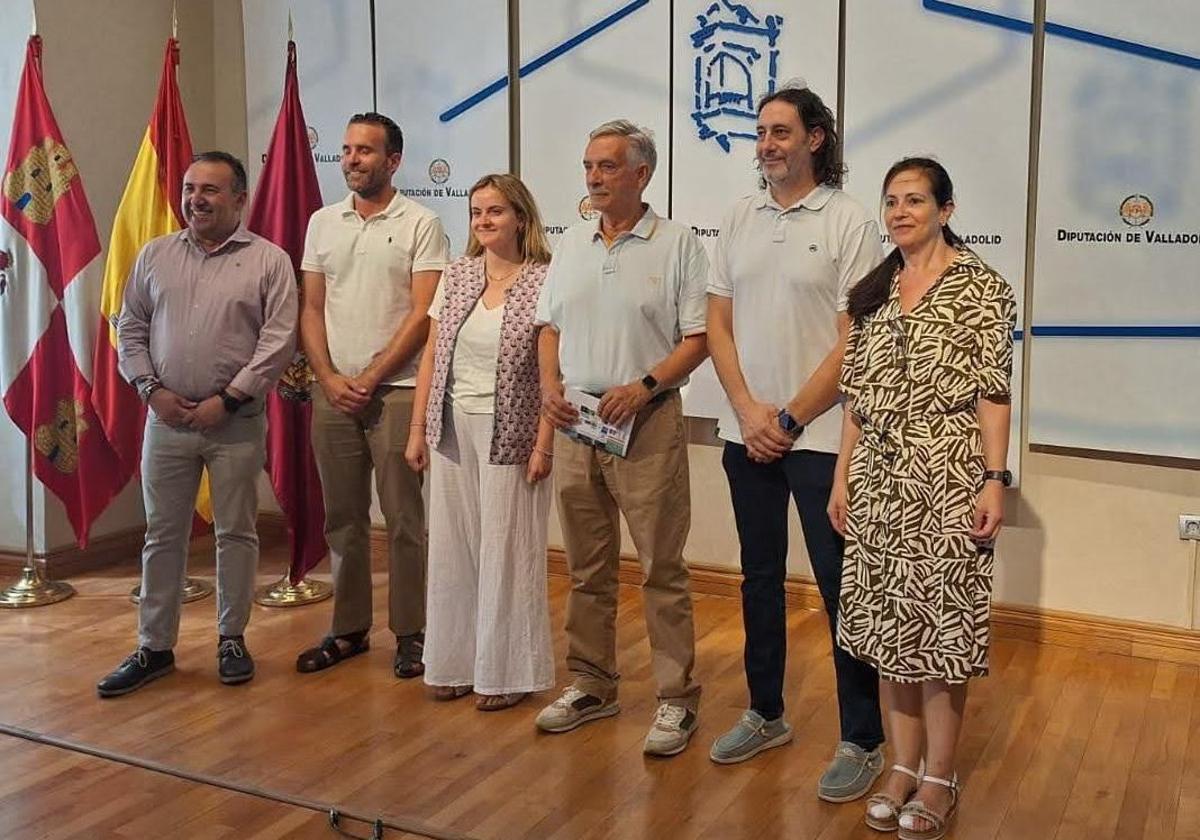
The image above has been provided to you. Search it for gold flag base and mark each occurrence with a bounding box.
[130,577,213,605]
[0,565,75,608]
[254,573,332,607]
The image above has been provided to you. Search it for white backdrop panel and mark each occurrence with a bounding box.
[1029,0,1200,457]
[243,0,373,204]
[671,0,838,418]
[376,2,509,256]
[843,0,1033,478]
[519,0,671,239]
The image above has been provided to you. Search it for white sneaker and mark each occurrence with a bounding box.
[643,702,698,757]
[534,686,620,733]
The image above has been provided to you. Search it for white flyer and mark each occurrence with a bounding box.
[563,388,634,458]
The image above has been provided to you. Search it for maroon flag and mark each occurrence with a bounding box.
[0,36,124,546]
[246,41,326,583]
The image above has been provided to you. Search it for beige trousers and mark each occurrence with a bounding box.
[554,392,700,708]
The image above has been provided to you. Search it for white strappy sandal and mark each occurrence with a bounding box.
[898,772,959,840]
[864,762,923,832]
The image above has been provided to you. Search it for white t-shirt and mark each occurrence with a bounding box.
[708,186,883,454]
[535,206,709,393]
[301,191,449,386]
[429,285,502,414]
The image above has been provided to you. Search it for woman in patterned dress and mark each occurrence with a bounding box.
[828,158,1016,839]
[406,174,556,711]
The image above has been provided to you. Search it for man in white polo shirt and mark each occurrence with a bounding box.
[535,119,709,757]
[706,87,886,800]
[295,112,448,679]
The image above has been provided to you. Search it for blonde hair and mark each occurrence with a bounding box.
[464,173,552,265]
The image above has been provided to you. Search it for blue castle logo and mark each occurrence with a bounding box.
[691,1,783,153]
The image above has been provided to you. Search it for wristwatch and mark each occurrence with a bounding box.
[134,376,162,403]
[983,469,1012,487]
[777,408,804,439]
[640,374,658,393]
[221,390,251,414]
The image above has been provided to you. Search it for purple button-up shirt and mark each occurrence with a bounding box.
[117,225,298,401]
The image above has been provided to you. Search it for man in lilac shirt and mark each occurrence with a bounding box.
[97,152,298,697]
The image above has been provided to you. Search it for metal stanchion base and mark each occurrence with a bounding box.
[254,574,332,607]
[130,577,213,605]
[0,567,75,608]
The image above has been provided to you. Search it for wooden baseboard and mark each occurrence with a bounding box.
[0,514,294,579]
[0,526,149,578]
[547,549,1200,667]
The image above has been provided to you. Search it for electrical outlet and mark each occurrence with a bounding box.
[1181,515,1200,541]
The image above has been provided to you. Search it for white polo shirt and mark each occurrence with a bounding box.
[301,190,449,386]
[536,206,709,393]
[708,185,883,454]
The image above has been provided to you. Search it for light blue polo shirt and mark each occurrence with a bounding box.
[536,206,709,393]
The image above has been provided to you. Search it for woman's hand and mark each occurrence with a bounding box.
[405,431,429,473]
[969,481,1004,542]
[526,447,553,484]
[827,473,849,536]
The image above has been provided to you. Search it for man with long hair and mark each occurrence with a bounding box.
[706,86,886,802]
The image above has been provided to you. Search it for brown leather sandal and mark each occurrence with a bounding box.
[476,692,528,711]
[295,630,370,673]
[431,684,473,701]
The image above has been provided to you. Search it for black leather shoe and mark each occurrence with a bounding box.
[218,635,255,685]
[97,647,175,698]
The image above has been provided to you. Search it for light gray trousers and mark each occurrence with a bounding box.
[137,410,265,650]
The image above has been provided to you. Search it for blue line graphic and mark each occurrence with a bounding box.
[1030,325,1200,338]
[439,0,650,123]
[924,0,1200,71]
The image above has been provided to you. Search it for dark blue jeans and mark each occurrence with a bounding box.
[722,443,884,750]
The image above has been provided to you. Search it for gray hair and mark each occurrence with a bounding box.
[588,119,657,179]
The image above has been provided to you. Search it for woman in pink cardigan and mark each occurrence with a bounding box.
[406,173,555,710]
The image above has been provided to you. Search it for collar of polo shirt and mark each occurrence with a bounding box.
[339,189,407,220]
[757,184,835,214]
[590,205,659,243]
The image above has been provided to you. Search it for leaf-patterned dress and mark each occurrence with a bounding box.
[836,248,1016,683]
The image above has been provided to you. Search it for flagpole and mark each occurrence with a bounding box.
[0,438,76,608]
[251,19,331,610]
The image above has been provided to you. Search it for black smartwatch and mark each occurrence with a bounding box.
[777,408,804,439]
[640,374,658,393]
[983,469,1012,487]
[221,390,250,414]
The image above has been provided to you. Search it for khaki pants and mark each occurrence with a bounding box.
[138,411,265,650]
[311,385,426,637]
[554,391,699,707]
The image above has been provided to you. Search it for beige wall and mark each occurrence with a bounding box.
[3,3,1197,638]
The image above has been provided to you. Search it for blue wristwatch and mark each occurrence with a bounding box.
[777,408,804,439]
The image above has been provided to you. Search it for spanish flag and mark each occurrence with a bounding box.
[91,38,212,521]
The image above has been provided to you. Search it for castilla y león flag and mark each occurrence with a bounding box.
[246,41,327,583]
[0,36,124,546]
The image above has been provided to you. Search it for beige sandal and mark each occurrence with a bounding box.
[898,773,959,840]
[865,763,923,832]
[475,692,528,711]
[431,684,473,701]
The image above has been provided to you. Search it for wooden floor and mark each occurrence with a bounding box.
[1,541,1198,840]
